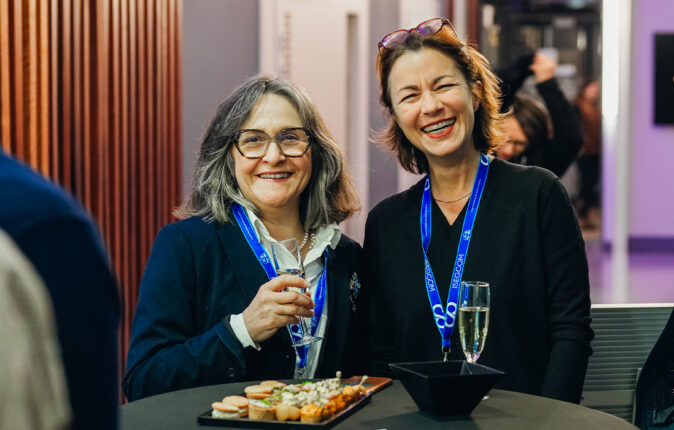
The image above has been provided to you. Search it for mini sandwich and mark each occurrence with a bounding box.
[248,399,276,421]
[244,384,273,400]
[211,402,240,419]
[221,395,249,417]
[260,380,286,389]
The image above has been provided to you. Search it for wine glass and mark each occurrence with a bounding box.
[271,238,321,347]
[458,281,490,363]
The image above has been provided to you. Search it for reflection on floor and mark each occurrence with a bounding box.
[577,207,674,305]
[585,237,674,305]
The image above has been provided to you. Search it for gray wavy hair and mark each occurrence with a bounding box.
[176,75,360,231]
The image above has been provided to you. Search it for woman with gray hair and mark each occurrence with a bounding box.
[123,75,361,401]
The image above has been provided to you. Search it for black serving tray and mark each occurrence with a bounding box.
[197,392,371,428]
[389,360,504,416]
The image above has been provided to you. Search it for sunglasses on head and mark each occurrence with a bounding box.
[377,17,455,49]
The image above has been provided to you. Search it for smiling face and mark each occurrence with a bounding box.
[232,93,312,216]
[388,48,480,166]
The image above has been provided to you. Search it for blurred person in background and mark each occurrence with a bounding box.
[361,18,593,404]
[0,150,120,430]
[123,76,361,401]
[497,53,583,177]
[635,308,674,429]
[574,79,602,228]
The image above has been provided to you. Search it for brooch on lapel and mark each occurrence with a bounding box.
[349,272,361,312]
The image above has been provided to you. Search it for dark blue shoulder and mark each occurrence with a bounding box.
[157,216,231,243]
[0,152,90,234]
[335,233,362,253]
[331,232,361,274]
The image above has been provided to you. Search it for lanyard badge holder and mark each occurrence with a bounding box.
[232,204,327,373]
[419,153,490,361]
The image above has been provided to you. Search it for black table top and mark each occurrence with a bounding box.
[120,381,638,430]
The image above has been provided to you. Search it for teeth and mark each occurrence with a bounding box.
[259,173,291,179]
[422,119,456,133]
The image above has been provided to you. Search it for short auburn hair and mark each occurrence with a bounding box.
[375,23,506,174]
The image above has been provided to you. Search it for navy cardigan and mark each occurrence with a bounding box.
[123,216,361,401]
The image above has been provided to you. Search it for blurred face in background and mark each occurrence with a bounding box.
[582,81,600,104]
[388,48,480,166]
[497,115,529,161]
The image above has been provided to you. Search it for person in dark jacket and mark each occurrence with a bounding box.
[362,18,593,404]
[635,308,674,429]
[496,53,583,177]
[0,150,120,430]
[123,76,362,401]
[574,79,602,223]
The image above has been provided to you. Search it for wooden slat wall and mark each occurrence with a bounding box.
[0,0,183,394]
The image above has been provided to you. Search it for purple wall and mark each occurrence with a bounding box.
[630,0,674,238]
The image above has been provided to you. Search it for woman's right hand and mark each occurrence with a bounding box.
[242,275,315,344]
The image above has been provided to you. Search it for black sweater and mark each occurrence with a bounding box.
[360,158,593,403]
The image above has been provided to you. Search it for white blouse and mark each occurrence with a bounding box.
[229,208,341,378]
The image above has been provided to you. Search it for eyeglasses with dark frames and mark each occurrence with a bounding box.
[232,128,312,159]
[377,17,455,49]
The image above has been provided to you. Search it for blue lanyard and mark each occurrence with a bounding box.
[231,203,327,368]
[420,153,490,359]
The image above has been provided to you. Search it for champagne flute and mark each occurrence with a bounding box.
[458,281,490,363]
[271,238,321,347]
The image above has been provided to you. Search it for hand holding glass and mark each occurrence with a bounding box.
[271,238,321,347]
[458,281,490,363]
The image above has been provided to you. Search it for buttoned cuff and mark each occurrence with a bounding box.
[229,313,261,351]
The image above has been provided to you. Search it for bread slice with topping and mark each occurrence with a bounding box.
[260,380,286,389]
[244,384,273,400]
[248,399,276,421]
[221,395,249,417]
[211,402,240,419]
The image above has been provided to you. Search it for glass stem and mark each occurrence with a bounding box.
[300,317,311,338]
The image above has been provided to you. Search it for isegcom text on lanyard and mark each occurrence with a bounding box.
[420,153,490,360]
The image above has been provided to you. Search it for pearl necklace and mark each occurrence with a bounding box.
[433,191,471,203]
[298,231,316,252]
